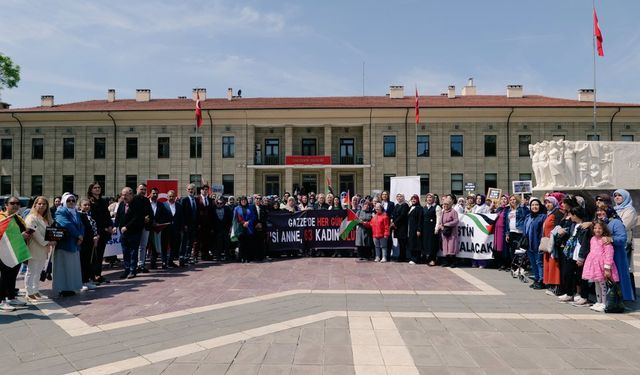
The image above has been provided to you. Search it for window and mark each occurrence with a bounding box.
[485,173,497,190]
[222,136,235,158]
[419,174,430,195]
[62,175,74,193]
[552,134,566,141]
[451,174,463,196]
[383,174,395,193]
[94,175,105,193]
[265,175,280,196]
[126,137,138,159]
[302,139,317,156]
[1,176,11,195]
[190,136,202,158]
[63,138,74,159]
[94,138,106,159]
[417,135,430,157]
[587,134,600,141]
[264,139,280,165]
[31,138,44,160]
[302,174,317,194]
[484,135,497,157]
[339,174,355,194]
[31,175,43,196]
[125,175,137,189]
[383,135,396,157]
[1,139,11,160]
[222,174,234,195]
[518,135,531,157]
[621,135,634,142]
[339,138,354,164]
[157,174,170,180]
[519,173,532,181]
[450,135,463,157]
[158,137,170,158]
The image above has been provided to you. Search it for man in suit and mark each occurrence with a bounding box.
[114,187,145,279]
[391,193,409,262]
[252,194,267,261]
[211,197,233,261]
[180,183,198,267]
[162,190,183,268]
[148,187,171,269]
[195,184,213,261]
[135,183,154,274]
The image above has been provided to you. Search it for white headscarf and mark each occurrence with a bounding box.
[60,192,78,222]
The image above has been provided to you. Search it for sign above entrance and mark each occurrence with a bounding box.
[464,182,476,192]
[285,155,331,165]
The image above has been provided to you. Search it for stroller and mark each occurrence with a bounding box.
[510,246,530,283]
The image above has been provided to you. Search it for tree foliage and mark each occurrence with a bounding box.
[0,53,21,91]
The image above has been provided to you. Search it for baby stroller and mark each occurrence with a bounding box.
[510,247,530,283]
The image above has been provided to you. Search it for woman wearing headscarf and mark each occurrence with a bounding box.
[407,194,423,264]
[453,197,466,215]
[355,200,374,260]
[493,195,509,270]
[232,196,255,263]
[524,198,547,289]
[24,197,55,302]
[613,188,637,298]
[0,196,31,311]
[422,193,442,266]
[595,204,634,301]
[439,196,460,267]
[472,194,491,214]
[53,193,85,297]
[542,195,563,295]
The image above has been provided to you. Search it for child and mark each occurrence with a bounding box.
[582,220,619,312]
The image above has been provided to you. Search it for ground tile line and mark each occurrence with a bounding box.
[34,268,501,337]
[62,310,640,375]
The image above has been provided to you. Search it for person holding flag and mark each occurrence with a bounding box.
[0,196,32,310]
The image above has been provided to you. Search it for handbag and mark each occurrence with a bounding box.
[604,279,625,313]
[538,236,551,253]
[442,226,453,237]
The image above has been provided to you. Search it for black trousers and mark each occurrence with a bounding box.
[396,238,408,262]
[561,257,588,298]
[238,234,253,262]
[80,245,95,283]
[92,234,110,277]
[0,259,20,300]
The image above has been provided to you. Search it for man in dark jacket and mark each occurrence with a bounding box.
[162,190,183,268]
[148,187,171,269]
[114,187,145,279]
[251,194,267,261]
[391,193,409,262]
[211,197,233,261]
[195,185,213,261]
[135,183,154,274]
[180,183,198,266]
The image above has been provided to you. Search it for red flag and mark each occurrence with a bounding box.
[594,7,604,57]
[415,87,420,125]
[195,92,203,128]
[342,190,351,208]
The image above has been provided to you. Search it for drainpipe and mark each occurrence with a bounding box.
[10,113,23,196]
[609,107,621,141]
[506,108,515,190]
[208,110,214,183]
[107,112,117,197]
[404,108,409,176]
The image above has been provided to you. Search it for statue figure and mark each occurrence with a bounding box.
[538,141,552,188]
[548,140,566,187]
[562,140,576,186]
[598,144,614,187]
[530,144,542,188]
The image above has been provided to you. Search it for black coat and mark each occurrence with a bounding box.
[422,205,438,253]
[134,194,153,231]
[211,205,232,235]
[382,201,395,216]
[407,204,423,251]
[151,201,172,226]
[166,201,184,236]
[89,197,112,240]
[392,202,409,239]
[181,196,198,229]
[115,199,145,235]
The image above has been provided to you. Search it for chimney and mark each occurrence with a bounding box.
[578,89,594,102]
[506,85,523,98]
[461,78,477,96]
[135,89,151,102]
[192,88,207,101]
[227,88,233,101]
[388,85,404,99]
[107,89,116,103]
[447,85,456,99]
[41,95,54,107]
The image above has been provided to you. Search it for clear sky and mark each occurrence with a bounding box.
[1,0,639,108]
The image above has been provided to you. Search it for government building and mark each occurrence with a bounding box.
[1,81,639,199]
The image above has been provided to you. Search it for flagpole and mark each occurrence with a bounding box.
[592,0,597,134]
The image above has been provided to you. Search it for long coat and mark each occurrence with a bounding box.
[440,208,459,256]
[422,204,440,256]
[355,209,373,247]
[407,204,423,252]
[392,202,409,239]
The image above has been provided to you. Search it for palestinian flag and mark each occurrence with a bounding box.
[0,216,31,267]
[339,209,360,240]
[464,213,497,235]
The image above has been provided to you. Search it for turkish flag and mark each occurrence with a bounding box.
[594,8,604,57]
[415,87,420,125]
[195,92,203,128]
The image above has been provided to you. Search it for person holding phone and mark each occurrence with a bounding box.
[24,197,56,301]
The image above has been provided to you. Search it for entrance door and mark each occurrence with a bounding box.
[301,174,318,194]
[265,175,280,196]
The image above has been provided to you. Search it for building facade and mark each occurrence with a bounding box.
[1,84,639,198]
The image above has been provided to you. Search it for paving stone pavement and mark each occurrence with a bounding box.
[1,256,640,374]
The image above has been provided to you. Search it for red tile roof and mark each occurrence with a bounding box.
[2,95,638,113]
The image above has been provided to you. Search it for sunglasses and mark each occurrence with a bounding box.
[7,201,19,205]
[67,199,76,203]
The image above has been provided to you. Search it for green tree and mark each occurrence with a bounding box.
[0,53,21,98]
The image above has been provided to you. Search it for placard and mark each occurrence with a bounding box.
[512,180,532,194]
[487,188,502,200]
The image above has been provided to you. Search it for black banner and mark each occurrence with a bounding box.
[266,210,356,252]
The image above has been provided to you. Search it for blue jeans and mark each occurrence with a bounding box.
[374,238,388,259]
[121,232,142,274]
[527,248,543,282]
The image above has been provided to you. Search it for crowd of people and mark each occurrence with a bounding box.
[0,182,637,313]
